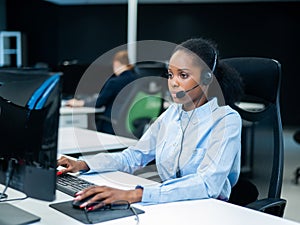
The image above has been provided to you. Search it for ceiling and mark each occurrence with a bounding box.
[43,0,288,5]
[43,0,209,4]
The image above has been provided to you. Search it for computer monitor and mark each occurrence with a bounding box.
[0,70,61,223]
[54,64,88,99]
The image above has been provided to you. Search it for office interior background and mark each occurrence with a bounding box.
[1,0,300,222]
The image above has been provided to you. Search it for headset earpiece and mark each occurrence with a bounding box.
[201,71,213,86]
[200,47,217,86]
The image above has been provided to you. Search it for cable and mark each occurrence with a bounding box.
[0,158,18,200]
[0,157,6,199]
[176,91,205,178]
[0,193,8,199]
[0,196,28,203]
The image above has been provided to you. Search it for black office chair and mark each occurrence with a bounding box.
[222,57,286,217]
[98,61,168,139]
[293,130,300,184]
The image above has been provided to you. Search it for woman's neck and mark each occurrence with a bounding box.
[182,96,208,111]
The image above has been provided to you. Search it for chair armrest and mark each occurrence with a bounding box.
[245,198,287,217]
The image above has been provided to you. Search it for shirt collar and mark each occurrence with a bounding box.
[175,97,219,121]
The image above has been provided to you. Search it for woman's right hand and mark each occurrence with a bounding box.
[57,156,89,175]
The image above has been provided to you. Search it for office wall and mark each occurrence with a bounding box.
[6,0,59,67]
[137,2,300,127]
[56,5,128,65]
[5,0,300,126]
[0,0,6,30]
[6,0,127,66]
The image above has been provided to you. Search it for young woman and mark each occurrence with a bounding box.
[57,37,243,209]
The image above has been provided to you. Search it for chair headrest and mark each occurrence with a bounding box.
[221,57,281,104]
[134,61,167,77]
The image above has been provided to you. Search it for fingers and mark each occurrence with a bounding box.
[74,186,116,210]
[64,99,76,107]
[57,156,89,175]
[65,99,84,107]
[86,201,105,211]
[57,156,70,167]
[56,167,72,175]
[74,186,105,210]
[77,194,105,210]
[65,100,75,107]
[75,186,106,200]
[57,156,76,174]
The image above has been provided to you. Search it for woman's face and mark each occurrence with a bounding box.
[168,50,204,109]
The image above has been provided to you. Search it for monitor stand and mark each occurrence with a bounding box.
[0,203,41,225]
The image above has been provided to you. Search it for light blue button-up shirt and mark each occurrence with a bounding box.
[86,98,242,204]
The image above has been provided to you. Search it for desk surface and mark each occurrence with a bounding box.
[1,171,157,225]
[58,127,138,155]
[2,171,299,225]
[60,106,105,115]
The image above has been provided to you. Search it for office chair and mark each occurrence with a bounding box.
[97,61,168,139]
[222,57,286,217]
[293,130,300,184]
[133,61,167,78]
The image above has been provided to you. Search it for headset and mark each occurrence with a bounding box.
[200,47,218,86]
[176,47,218,99]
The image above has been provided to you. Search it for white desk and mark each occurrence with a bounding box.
[59,106,105,129]
[2,171,300,225]
[1,171,157,225]
[235,102,265,112]
[58,127,138,155]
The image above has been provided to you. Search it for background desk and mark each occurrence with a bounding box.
[58,127,138,155]
[59,106,105,129]
[2,171,300,225]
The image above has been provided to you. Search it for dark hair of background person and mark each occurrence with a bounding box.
[174,38,244,106]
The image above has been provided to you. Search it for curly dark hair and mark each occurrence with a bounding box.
[174,38,244,106]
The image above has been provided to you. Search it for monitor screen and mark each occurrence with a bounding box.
[0,70,61,202]
[54,64,88,99]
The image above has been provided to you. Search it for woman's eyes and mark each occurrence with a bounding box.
[167,73,173,79]
[167,72,189,79]
[180,73,189,79]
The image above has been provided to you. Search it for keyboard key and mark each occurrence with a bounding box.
[57,173,95,196]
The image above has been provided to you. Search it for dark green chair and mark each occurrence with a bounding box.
[126,90,163,138]
[108,61,167,139]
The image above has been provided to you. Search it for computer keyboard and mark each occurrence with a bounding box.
[56,173,95,196]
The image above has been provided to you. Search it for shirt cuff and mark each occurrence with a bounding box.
[141,185,161,203]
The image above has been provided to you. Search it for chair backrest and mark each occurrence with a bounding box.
[111,61,168,139]
[222,57,284,202]
[133,61,167,78]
